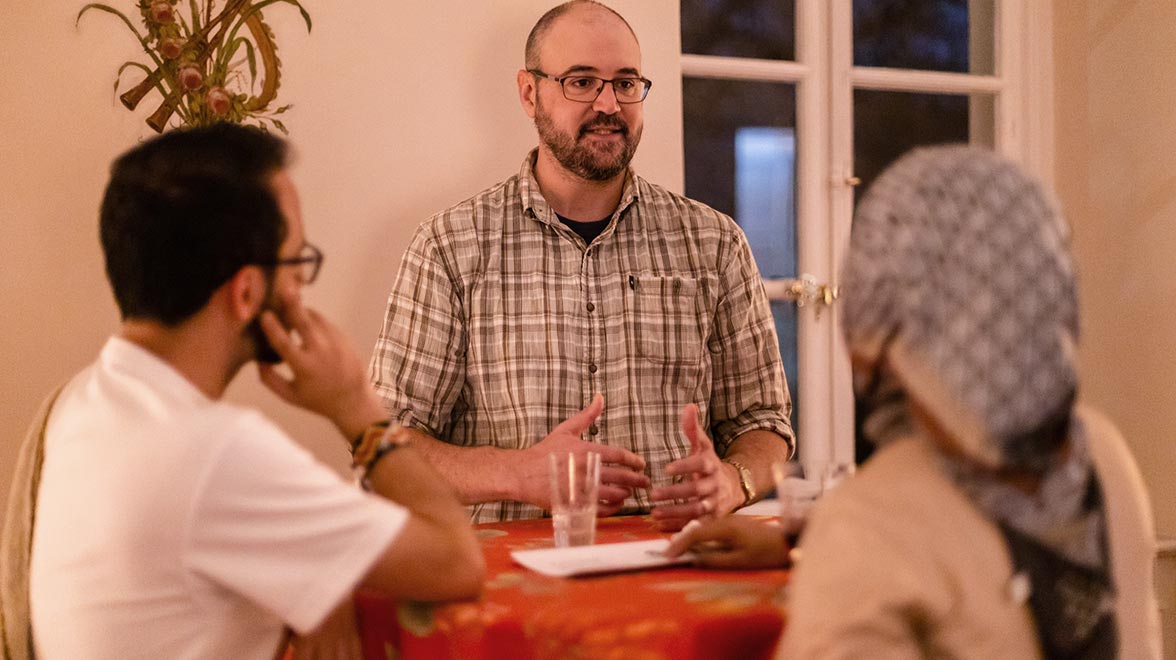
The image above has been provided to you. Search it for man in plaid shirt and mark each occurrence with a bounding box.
[370,0,794,530]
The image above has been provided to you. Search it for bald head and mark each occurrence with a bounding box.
[525,1,639,70]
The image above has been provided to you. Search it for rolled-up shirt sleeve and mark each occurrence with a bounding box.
[707,229,795,456]
[369,224,466,439]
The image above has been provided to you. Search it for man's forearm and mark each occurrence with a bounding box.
[399,427,526,506]
[723,429,794,504]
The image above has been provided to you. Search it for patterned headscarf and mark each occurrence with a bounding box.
[841,146,1116,657]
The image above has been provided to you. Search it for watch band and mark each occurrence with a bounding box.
[724,459,755,506]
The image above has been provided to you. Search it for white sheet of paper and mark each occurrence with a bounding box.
[510,539,694,577]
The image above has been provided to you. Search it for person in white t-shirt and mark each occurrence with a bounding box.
[29,124,485,660]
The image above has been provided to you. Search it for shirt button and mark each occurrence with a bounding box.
[588,363,598,374]
[589,425,599,436]
[586,302,595,312]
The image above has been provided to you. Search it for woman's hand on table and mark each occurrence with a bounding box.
[518,394,651,514]
[648,404,745,531]
[663,516,790,570]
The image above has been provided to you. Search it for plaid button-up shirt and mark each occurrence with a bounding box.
[371,151,794,523]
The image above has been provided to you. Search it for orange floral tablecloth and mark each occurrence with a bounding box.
[355,515,788,660]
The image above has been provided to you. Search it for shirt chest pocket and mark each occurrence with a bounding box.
[628,275,709,365]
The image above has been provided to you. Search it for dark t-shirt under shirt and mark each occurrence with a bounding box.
[556,213,611,245]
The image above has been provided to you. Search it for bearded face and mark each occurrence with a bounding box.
[534,94,642,182]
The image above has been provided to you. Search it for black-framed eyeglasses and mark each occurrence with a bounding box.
[265,242,323,284]
[527,69,652,104]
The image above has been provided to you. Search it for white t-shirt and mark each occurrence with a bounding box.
[30,337,409,660]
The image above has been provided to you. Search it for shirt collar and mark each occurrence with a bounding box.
[100,335,213,407]
[518,148,641,229]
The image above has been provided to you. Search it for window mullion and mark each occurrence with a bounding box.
[808,0,854,471]
[994,0,1023,163]
[680,54,808,82]
[851,67,1003,94]
[793,0,833,472]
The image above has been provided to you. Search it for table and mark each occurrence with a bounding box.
[355,515,789,660]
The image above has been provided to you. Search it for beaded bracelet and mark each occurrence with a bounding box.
[351,419,391,455]
[351,421,410,491]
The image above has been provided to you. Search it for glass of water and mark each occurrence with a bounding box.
[549,452,601,547]
[771,461,820,539]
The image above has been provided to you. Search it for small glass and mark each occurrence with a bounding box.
[549,452,601,547]
[771,462,820,537]
[821,462,856,494]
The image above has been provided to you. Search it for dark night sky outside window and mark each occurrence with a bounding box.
[681,0,795,60]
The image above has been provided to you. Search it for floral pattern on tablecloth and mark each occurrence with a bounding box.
[361,516,788,660]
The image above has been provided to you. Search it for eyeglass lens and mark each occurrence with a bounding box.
[562,76,648,103]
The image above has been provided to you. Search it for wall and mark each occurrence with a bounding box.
[1053,0,1176,649]
[1054,0,1176,544]
[0,1,682,527]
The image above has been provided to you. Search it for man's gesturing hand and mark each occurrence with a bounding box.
[517,394,650,515]
[649,404,744,532]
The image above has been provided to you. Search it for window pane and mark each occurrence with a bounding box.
[681,0,795,61]
[683,78,799,433]
[853,89,994,205]
[853,0,995,75]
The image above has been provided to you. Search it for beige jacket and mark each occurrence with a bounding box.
[780,406,1161,659]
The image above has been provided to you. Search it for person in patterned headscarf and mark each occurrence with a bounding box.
[667,145,1161,659]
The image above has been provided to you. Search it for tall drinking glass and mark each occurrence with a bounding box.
[549,452,601,547]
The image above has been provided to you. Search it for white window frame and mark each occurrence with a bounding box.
[681,0,1054,476]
